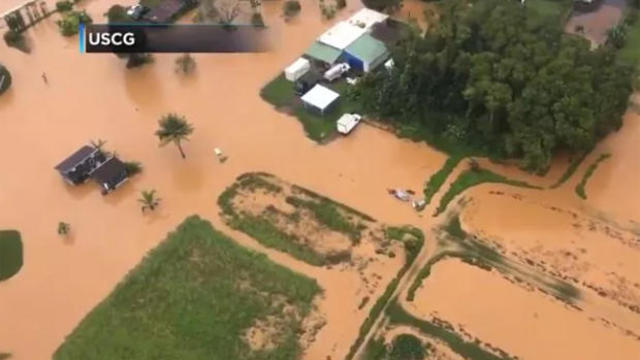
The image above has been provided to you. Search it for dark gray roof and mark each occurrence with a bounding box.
[55,146,98,172]
[91,157,127,184]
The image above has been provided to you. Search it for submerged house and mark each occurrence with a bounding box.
[55,145,107,185]
[91,157,129,195]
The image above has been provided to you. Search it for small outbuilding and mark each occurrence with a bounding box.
[91,157,129,195]
[344,34,389,72]
[55,145,107,185]
[300,84,340,114]
[284,58,311,82]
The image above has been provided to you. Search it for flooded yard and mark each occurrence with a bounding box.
[1,0,640,359]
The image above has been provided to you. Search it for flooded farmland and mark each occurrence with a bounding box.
[1,0,640,359]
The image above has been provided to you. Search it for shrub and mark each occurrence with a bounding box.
[283,0,301,18]
[0,64,11,95]
[105,4,128,23]
[56,0,74,12]
[126,53,153,68]
[3,30,29,52]
[175,53,196,75]
[389,334,426,360]
[57,10,93,36]
[124,161,143,176]
[251,12,265,27]
[320,3,336,19]
[337,0,347,9]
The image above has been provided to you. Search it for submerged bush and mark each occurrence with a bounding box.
[389,334,426,360]
[175,53,196,75]
[56,0,73,12]
[3,30,29,53]
[0,64,11,95]
[251,12,265,27]
[283,0,301,18]
[124,161,143,176]
[57,10,93,36]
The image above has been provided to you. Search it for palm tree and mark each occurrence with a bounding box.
[155,113,194,159]
[138,190,161,213]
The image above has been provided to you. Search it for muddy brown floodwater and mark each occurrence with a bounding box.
[1,0,640,359]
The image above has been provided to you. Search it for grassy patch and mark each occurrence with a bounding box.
[345,227,425,360]
[435,168,541,216]
[218,173,375,266]
[549,151,590,189]
[617,16,640,67]
[54,216,320,360]
[423,155,463,205]
[0,230,22,282]
[260,76,360,143]
[526,0,572,23]
[575,153,611,199]
[286,196,365,243]
[386,302,515,360]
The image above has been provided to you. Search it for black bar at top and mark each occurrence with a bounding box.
[83,24,271,53]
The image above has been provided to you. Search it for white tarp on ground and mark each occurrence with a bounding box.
[347,8,389,30]
[284,57,310,81]
[301,84,340,112]
[318,21,367,50]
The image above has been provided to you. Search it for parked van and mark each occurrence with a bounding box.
[336,113,362,135]
[324,63,350,82]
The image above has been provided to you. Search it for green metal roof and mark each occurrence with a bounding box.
[305,41,342,64]
[345,34,388,64]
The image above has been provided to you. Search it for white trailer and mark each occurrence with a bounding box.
[284,58,311,82]
[336,113,362,135]
[324,63,350,82]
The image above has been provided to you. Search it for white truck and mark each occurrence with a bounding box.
[336,113,362,135]
[324,63,350,82]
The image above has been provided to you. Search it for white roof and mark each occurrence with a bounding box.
[301,84,340,111]
[347,8,389,30]
[285,57,310,74]
[318,21,367,50]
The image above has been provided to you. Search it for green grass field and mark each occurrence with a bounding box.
[54,216,320,360]
[0,230,22,282]
[260,75,360,142]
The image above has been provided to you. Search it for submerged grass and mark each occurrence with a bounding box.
[286,196,365,243]
[575,153,611,199]
[218,173,373,266]
[0,230,22,282]
[54,216,320,360]
[345,227,425,360]
[386,302,515,360]
[435,168,541,216]
[549,151,591,189]
[423,155,463,205]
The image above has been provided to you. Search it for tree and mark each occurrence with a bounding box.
[138,190,161,212]
[0,64,11,95]
[362,0,402,13]
[352,0,632,173]
[57,10,92,37]
[389,334,425,360]
[283,0,301,19]
[105,4,128,23]
[57,222,70,236]
[175,53,196,75]
[155,113,194,159]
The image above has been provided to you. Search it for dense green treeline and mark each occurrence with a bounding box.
[350,0,633,173]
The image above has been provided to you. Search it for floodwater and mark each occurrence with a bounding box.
[1,0,639,358]
[0,0,444,359]
[406,258,640,360]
